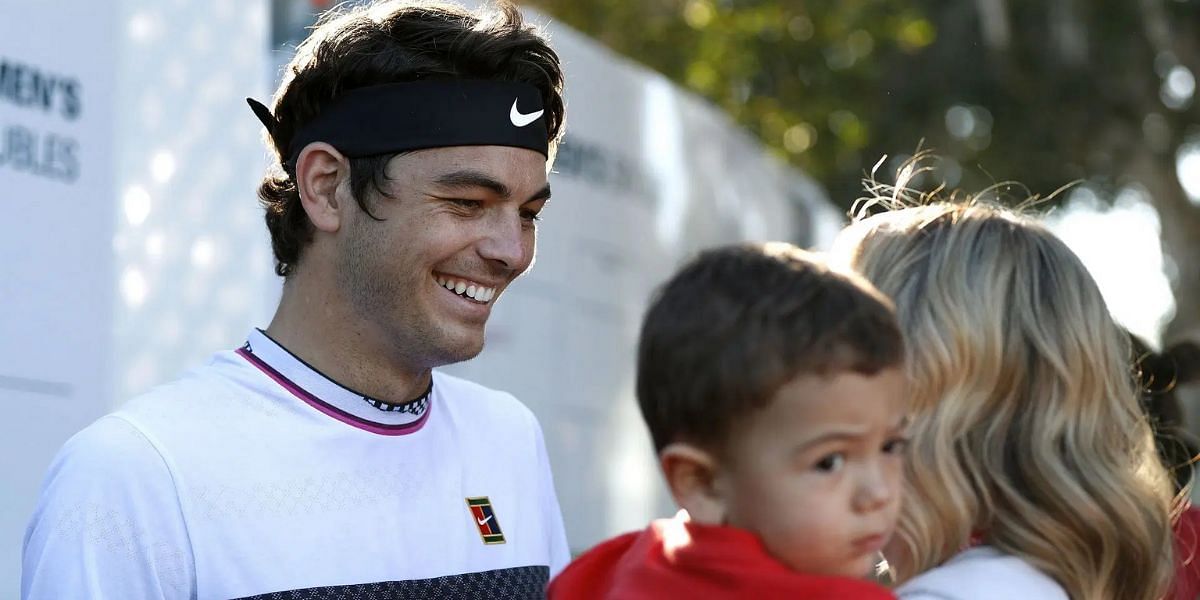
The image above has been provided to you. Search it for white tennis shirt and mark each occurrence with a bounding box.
[23,329,569,599]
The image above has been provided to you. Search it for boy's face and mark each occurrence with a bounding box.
[716,368,907,578]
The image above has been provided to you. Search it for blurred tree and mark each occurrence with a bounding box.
[522,0,1200,342]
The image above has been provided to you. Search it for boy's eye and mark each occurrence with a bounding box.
[815,453,845,473]
[883,437,910,455]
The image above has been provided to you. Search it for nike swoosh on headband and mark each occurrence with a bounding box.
[510,98,544,127]
[249,81,551,163]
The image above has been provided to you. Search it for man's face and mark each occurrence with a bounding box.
[717,368,908,578]
[335,145,549,368]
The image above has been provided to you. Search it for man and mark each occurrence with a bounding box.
[22,1,569,598]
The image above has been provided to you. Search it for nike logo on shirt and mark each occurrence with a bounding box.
[477,515,493,526]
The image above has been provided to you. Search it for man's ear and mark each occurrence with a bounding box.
[660,443,727,525]
[294,142,349,234]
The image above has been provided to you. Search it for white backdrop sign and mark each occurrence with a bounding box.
[0,2,117,592]
[0,0,274,594]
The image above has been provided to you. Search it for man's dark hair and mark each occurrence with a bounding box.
[636,243,905,454]
[258,0,566,276]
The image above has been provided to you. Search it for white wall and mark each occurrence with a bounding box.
[110,0,278,404]
[1,1,117,591]
[0,0,274,594]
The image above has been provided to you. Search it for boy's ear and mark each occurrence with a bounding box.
[294,141,350,234]
[660,443,727,525]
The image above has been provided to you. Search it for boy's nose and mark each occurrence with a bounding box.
[853,466,896,512]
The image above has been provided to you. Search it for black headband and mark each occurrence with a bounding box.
[247,80,550,166]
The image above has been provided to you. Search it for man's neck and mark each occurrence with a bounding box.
[264,274,433,404]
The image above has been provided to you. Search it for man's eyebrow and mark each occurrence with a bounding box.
[432,170,552,203]
[433,170,511,198]
[529,183,552,203]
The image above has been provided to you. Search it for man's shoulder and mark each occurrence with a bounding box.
[897,546,1068,600]
[115,349,271,425]
[62,361,237,476]
[432,371,536,419]
[58,414,163,472]
[37,414,179,510]
[431,371,546,448]
[45,349,250,488]
[24,417,196,599]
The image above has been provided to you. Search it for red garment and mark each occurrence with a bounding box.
[1169,506,1200,600]
[548,515,895,600]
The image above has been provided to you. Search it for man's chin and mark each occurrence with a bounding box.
[428,332,486,367]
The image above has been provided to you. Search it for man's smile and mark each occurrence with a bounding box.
[434,273,497,304]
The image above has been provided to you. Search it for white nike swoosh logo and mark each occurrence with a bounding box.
[510,99,543,127]
[477,514,493,526]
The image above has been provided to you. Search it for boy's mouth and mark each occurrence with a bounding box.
[851,533,888,554]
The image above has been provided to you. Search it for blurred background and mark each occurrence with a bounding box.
[1,0,1198,594]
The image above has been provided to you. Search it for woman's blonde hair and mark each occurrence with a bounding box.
[832,180,1177,599]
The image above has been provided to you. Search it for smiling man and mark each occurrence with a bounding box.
[22,2,568,598]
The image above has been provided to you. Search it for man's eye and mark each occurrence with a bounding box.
[450,199,483,209]
[520,210,542,222]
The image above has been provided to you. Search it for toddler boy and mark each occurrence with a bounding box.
[549,243,908,599]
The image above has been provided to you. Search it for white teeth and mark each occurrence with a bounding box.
[437,276,496,303]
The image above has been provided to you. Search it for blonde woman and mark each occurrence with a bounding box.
[830,190,1177,599]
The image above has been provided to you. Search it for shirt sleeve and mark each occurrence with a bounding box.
[897,592,961,600]
[529,412,571,577]
[22,415,196,600]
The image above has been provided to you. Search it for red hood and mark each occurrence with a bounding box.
[548,514,895,599]
[1170,506,1200,600]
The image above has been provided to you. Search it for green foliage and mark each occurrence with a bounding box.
[523,0,1200,209]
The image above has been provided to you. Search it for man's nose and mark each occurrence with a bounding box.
[477,209,532,272]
